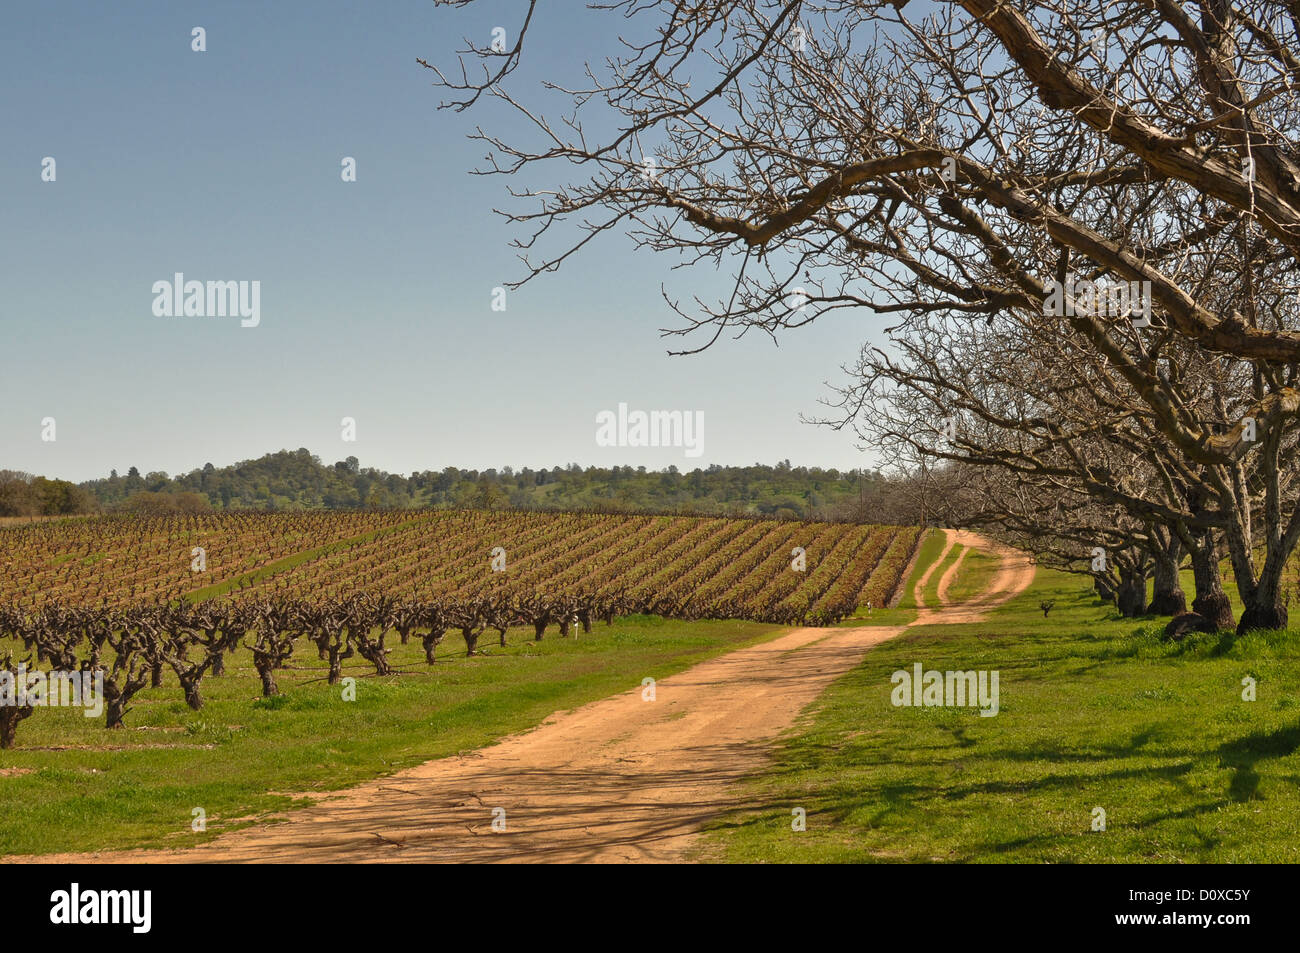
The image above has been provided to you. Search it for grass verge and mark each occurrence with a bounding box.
[701,567,1300,863]
[944,548,1000,605]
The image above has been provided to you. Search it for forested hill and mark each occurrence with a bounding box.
[67,449,885,519]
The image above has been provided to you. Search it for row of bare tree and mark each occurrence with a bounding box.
[426,0,1300,633]
[0,592,637,745]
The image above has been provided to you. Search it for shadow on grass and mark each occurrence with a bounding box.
[1217,722,1300,802]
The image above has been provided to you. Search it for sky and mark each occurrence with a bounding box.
[0,0,885,482]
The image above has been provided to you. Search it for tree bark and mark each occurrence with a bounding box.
[0,706,32,748]
[422,629,446,664]
[1093,575,1116,605]
[1147,539,1187,616]
[1237,600,1287,633]
[1188,531,1235,629]
[256,664,278,697]
[1238,555,1288,633]
[462,626,480,657]
[1116,567,1147,617]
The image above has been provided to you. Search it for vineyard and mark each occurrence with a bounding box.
[0,512,919,746]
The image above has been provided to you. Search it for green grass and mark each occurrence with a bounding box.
[920,541,965,608]
[944,548,999,604]
[701,568,1300,863]
[894,528,948,612]
[0,615,781,855]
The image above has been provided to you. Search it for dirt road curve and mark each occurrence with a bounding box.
[925,531,1035,624]
[13,530,1034,865]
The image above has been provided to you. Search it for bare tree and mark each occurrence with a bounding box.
[0,652,34,748]
[428,0,1300,631]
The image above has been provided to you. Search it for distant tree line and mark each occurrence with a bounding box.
[0,471,97,518]
[44,449,903,522]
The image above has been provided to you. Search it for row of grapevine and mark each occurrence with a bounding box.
[0,512,922,625]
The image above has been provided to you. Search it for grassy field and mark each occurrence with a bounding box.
[702,562,1300,863]
[944,548,1000,604]
[920,538,966,607]
[0,615,781,856]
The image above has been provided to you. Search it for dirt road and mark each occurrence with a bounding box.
[925,530,1035,623]
[14,530,1034,864]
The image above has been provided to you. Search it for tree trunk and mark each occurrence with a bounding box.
[354,638,392,676]
[1147,542,1187,616]
[533,620,546,641]
[256,664,278,697]
[1188,532,1234,629]
[1225,521,1289,633]
[150,661,164,688]
[0,706,32,748]
[1237,600,1287,633]
[462,627,480,657]
[1093,575,1116,605]
[1238,561,1288,633]
[422,629,445,664]
[104,686,128,730]
[1115,568,1147,617]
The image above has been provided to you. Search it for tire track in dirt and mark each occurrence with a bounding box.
[9,530,1034,865]
[910,530,955,611]
[935,545,969,607]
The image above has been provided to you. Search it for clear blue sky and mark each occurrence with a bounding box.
[1,0,881,482]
